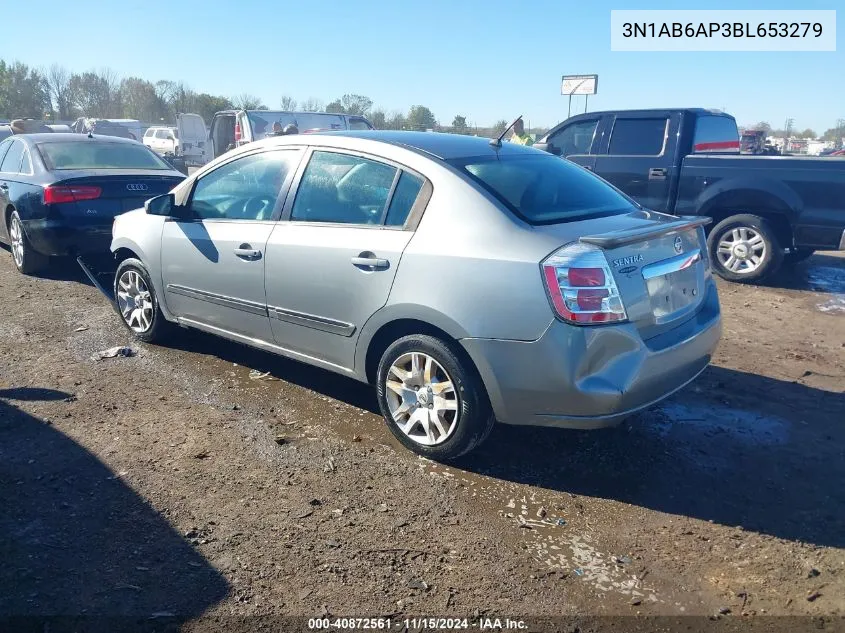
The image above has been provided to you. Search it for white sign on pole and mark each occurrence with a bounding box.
[561,75,598,96]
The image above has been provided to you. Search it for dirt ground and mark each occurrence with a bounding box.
[0,247,843,632]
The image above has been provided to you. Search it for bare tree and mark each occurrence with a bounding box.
[300,97,324,112]
[232,93,264,110]
[279,95,297,111]
[46,64,73,120]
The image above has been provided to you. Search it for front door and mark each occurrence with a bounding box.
[161,148,303,340]
[264,149,427,369]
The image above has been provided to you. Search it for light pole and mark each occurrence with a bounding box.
[784,118,794,152]
[837,118,845,149]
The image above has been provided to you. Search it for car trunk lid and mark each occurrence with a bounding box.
[537,211,711,339]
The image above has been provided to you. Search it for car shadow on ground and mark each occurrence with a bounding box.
[0,246,94,285]
[456,364,845,549]
[0,387,229,631]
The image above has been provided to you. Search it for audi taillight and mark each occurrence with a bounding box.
[234,121,242,142]
[43,185,102,205]
[541,243,627,324]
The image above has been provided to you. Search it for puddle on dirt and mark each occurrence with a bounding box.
[649,401,790,446]
[804,265,845,314]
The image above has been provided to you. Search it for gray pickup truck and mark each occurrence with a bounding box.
[536,108,845,281]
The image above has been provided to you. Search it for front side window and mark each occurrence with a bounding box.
[188,150,300,221]
[38,141,172,170]
[547,119,599,156]
[607,118,668,156]
[0,139,15,168]
[291,151,397,224]
[0,140,24,173]
[144,129,155,138]
[20,148,32,174]
[348,118,373,131]
[155,129,169,139]
[449,154,635,225]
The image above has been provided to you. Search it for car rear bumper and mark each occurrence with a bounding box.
[22,218,112,257]
[461,280,721,429]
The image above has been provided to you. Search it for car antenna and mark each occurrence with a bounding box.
[490,115,522,148]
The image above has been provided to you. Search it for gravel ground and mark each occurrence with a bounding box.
[0,248,843,632]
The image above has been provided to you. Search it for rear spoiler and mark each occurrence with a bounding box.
[580,216,711,249]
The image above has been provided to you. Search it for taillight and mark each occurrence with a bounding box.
[43,185,102,205]
[541,243,627,325]
[234,121,242,142]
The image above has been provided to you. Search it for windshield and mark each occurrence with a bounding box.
[38,141,173,170]
[448,154,635,224]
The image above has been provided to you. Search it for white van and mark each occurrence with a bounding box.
[186,109,374,165]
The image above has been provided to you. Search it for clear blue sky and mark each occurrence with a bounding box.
[1,0,841,132]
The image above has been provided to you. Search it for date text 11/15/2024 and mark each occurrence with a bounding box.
[307,617,529,630]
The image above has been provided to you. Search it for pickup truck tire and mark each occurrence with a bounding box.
[707,214,784,282]
[783,248,815,265]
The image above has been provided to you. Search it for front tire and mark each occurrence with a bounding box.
[8,211,47,275]
[707,214,784,282]
[114,258,172,343]
[375,334,494,461]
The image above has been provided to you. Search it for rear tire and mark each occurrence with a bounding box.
[8,211,48,275]
[114,258,173,344]
[707,214,783,282]
[375,334,494,461]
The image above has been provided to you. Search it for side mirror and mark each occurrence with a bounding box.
[145,193,175,217]
[534,141,561,156]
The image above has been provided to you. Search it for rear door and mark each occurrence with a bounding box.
[264,148,428,369]
[160,148,303,341]
[592,111,680,213]
[177,114,210,165]
[210,114,236,158]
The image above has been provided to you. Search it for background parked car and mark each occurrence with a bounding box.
[0,133,184,274]
[535,108,845,281]
[108,131,720,460]
[143,126,180,154]
[71,118,140,140]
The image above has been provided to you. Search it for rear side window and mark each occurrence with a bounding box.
[38,141,172,170]
[385,172,424,226]
[155,129,169,139]
[0,140,24,173]
[693,116,740,153]
[291,151,397,225]
[348,118,373,131]
[608,118,668,156]
[449,154,635,225]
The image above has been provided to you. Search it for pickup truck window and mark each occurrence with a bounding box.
[693,116,740,153]
[449,154,634,225]
[608,118,668,156]
[547,119,598,156]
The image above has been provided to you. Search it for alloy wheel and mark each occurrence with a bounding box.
[384,352,459,446]
[116,269,154,333]
[9,216,24,268]
[716,226,767,274]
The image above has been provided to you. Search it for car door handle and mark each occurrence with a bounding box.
[648,168,668,180]
[351,255,389,270]
[234,246,261,260]
[0,183,8,191]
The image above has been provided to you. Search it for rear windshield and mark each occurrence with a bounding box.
[448,154,635,224]
[38,141,172,170]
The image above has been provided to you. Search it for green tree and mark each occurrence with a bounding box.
[369,109,386,129]
[452,114,468,134]
[385,111,406,130]
[341,94,372,116]
[119,77,162,121]
[325,99,344,113]
[194,93,233,124]
[0,60,50,119]
[491,119,509,136]
[69,70,122,118]
[406,105,436,130]
[279,95,297,111]
[796,128,817,139]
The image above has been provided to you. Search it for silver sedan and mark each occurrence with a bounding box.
[110,131,721,459]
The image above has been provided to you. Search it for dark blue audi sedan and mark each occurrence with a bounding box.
[0,133,184,274]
